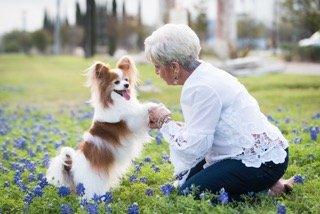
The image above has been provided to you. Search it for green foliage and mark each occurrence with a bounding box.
[281,43,320,62]
[237,14,268,39]
[280,0,320,41]
[31,30,51,53]
[2,30,32,53]
[0,55,319,213]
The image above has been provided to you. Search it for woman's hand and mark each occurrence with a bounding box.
[148,104,171,129]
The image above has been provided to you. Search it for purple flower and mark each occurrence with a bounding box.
[24,193,33,205]
[92,194,101,203]
[76,183,85,197]
[38,176,48,188]
[310,127,318,141]
[134,164,142,173]
[58,186,71,197]
[277,203,286,214]
[151,164,160,173]
[217,188,229,204]
[144,156,152,163]
[162,154,170,163]
[129,175,138,183]
[14,137,27,150]
[60,204,73,214]
[128,202,139,214]
[160,184,175,196]
[28,173,36,182]
[293,175,305,184]
[100,192,113,204]
[86,203,98,214]
[33,185,43,197]
[155,132,163,144]
[145,188,154,196]
[139,177,148,183]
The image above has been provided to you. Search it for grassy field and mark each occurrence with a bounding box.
[0,54,319,213]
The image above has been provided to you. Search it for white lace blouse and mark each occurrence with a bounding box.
[159,62,289,185]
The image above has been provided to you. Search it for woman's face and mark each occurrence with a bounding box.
[154,63,176,85]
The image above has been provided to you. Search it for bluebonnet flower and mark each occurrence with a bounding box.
[128,202,139,214]
[100,192,113,204]
[42,153,50,168]
[14,137,27,150]
[309,127,318,141]
[4,181,10,188]
[80,198,88,207]
[155,132,163,144]
[217,188,229,204]
[134,164,142,173]
[28,173,36,182]
[139,177,148,183]
[145,188,154,196]
[293,137,302,144]
[129,175,138,183]
[160,184,175,196]
[76,183,85,196]
[60,204,73,214]
[92,194,101,204]
[33,185,43,197]
[284,118,291,123]
[86,203,98,214]
[277,203,286,214]
[162,154,170,163]
[58,186,71,197]
[38,175,48,188]
[144,156,152,163]
[23,160,35,172]
[28,149,36,157]
[312,113,320,120]
[24,193,33,205]
[151,164,160,173]
[293,175,305,184]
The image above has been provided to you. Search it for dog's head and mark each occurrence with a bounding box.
[86,56,138,108]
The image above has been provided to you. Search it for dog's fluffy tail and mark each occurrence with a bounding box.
[46,147,76,189]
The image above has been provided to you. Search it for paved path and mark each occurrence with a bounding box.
[282,61,320,75]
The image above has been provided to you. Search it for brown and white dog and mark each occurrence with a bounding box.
[46,56,157,199]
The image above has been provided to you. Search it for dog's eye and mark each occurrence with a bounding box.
[114,80,120,85]
[124,78,129,81]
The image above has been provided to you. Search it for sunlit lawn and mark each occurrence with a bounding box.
[0,54,319,213]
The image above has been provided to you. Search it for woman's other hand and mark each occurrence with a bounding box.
[148,104,171,129]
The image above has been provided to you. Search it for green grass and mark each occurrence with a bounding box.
[0,54,319,213]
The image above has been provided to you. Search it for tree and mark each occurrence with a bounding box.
[280,0,320,41]
[108,0,118,56]
[237,14,267,39]
[2,30,32,53]
[136,0,144,50]
[43,10,54,33]
[31,30,51,53]
[84,0,96,57]
[76,2,83,26]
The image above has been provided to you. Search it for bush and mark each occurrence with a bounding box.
[281,43,320,62]
[2,30,32,53]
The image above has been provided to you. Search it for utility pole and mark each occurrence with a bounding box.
[22,11,27,31]
[53,0,61,55]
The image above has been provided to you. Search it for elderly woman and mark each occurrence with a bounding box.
[145,24,294,200]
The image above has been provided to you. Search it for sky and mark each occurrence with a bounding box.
[0,0,276,36]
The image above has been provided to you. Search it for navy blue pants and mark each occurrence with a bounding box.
[180,149,289,201]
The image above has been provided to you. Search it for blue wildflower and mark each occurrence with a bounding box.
[217,188,229,204]
[14,137,27,150]
[129,175,138,183]
[4,181,10,188]
[162,154,170,163]
[38,176,48,188]
[312,113,320,120]
[24,193,33,205]
[76,183,85,197]
[155,132,163,144]
[277,203,286,214]
[28,173,36,182]
[33,185,43,197]
[128,202,139,214]
[160,184,175,196]
[293,175,305,184]
[92,194,101,204]
[151,164,160,173]
[134,164,142,173]
[100,192,113,204]
[139,177,148,183]
[60,204,73,214]
[86,203,98,214]
[16,180,27,192]
[58,186,71,197]
[144,156,152,163]
[145,188,154,196]
[310,127,318,141]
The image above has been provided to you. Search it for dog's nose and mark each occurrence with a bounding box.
[124,84,129,88]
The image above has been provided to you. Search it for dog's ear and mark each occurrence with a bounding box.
[116,56,137,73]
[95,62,109,79]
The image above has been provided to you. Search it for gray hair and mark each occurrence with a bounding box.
[144,24,201,71]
